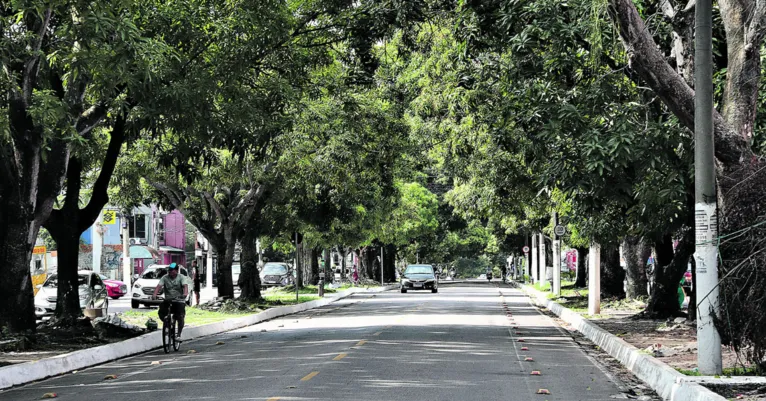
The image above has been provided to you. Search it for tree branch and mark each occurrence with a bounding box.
[79,113,128,231]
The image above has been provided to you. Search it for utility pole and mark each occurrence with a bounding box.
[121,213,131,283]
[552,212,561,296]
[539,233,547,289]
[694,0,722,374]
[529,234,540,284]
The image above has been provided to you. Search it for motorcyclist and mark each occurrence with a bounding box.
[152,263,188,341]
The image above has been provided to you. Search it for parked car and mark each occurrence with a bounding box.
[260,262,292,288]
[400,264,438,293]
[34,271,109,318]
[130,265,193,309]
[232,263,241,286]
[98,274,128,300]
[478,274,487,280]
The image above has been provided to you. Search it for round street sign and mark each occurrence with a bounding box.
[554,225,566,236]
[522,246,530,253]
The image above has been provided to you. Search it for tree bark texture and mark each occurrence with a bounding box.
[294,234,304,289]
[645,232,694,317]
[339,247,348,281]
[310,248,320,285]
[323,248,331,282]
[574,246,589,287]
[622,237,651,299]
[384,244,396,283]
[600,244,625,298]
[238,231,262,301]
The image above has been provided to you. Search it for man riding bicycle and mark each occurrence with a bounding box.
[151,263,188,341]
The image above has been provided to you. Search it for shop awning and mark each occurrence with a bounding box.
[129,245,160,259]
[159,246,185,253]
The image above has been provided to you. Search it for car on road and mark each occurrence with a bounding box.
[34,271,109,318]
[260,262,292,288]
[400,264,438,293]
[98,274,128,299]
[478,274,486,280]
[130,265,193,309]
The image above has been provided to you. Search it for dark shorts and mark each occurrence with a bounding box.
[159,300,186,321]
[193,282,201,293]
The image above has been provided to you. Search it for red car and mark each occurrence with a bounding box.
[98,274,128,300]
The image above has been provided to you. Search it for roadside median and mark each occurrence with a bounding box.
[0,284,397,390]
[520,283,726,401]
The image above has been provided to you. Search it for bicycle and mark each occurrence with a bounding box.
[162,300,186,353]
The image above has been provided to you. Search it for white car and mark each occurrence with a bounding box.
[131,265,193,309]
[478,274,487,280]
[34,271,109,318]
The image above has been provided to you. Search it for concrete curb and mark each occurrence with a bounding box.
[0,285,397,390]
[520,284,726,401]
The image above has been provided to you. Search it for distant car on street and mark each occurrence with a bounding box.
[260,262,292,288]
[35,271,109,318]
[131,265,193,309]
[400,264,438,293]
[98,273,128,299]
[478,274,487,280]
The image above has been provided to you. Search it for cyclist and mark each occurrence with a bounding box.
[151,263,189,341]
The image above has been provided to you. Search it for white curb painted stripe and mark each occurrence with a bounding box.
[0,285,397,390]
[520,285,726,401]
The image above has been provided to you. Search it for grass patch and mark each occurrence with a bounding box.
[676,367,762,377]
[121,307,254,328]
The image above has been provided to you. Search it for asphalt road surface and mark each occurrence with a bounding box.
[3,283,649,401]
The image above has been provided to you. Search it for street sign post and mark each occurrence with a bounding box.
[554,225,566,237]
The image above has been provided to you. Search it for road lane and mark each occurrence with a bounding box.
[0,284,656,401]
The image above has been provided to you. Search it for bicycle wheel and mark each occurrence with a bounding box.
[172,316,181,351]
[162,317,171,354]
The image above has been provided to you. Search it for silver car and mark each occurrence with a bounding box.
[34,271,109,318]
[260,262,292,288]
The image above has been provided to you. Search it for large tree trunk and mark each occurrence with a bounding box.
[339,247,348,281]
[0,205,37,333]
[309,248,320,285]
[322,248,331,282]
[384,244,396,283]
[574,246,589,287]
[623,237,651,300]
[215,232,237,298]
[645,232,694,317]
[607,0,752,166]
[600,244,625,298]
[238,231,262,301]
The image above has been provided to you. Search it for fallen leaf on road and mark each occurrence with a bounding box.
[287,386,296,389]
[71,371,78,374]
[41,393,57,399]
[536,389,550,394]
[103,375,117,380]
[521,347,529,351]
[531,371,541,375]
[525,358,534,361]
[240,335,248,338]
[151,361,161,365]
[187,350,197,354]
[261,329,267,332]
[518,339,526,342]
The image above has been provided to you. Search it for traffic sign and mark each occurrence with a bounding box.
[554,225,566,236]
[522,246,530,253]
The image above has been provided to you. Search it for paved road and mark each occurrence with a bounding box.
[3,284,646,401]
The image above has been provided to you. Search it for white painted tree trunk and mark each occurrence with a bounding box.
[588,242,601,315]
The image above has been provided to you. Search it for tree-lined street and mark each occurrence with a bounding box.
[0,282,656,401]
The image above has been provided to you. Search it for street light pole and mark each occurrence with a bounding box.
[694,0,722,374]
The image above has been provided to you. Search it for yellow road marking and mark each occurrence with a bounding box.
[301,371,320,381]
[356,340,367,346]
[333,353,348,361]
[373,332,382,336]
[267,398,281,401]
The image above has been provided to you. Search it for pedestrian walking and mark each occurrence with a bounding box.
[191,260,201,306]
